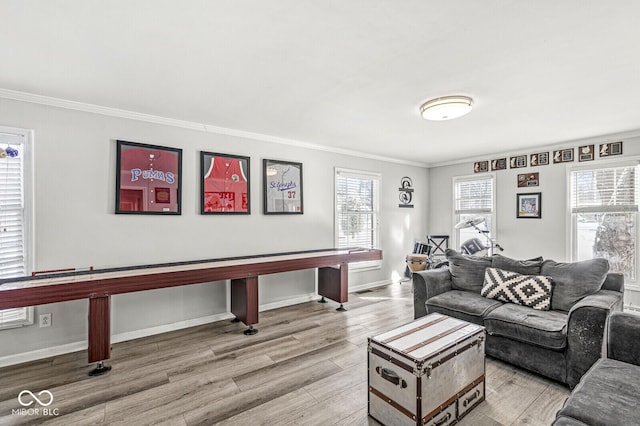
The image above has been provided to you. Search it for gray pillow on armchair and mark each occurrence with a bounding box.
[541,258,609,311]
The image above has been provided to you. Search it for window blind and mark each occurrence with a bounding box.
[335,170,379,249]
[571,165,638,213]
[454,177,494,214]
[0,138,30,328]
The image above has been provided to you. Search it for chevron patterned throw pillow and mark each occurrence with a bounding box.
[481,267,553,311]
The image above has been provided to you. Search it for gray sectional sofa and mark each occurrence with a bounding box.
[412,249,624,388]
[553,311,640,425]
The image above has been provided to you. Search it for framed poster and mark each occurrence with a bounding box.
[200,151,250,214]
[263,159,303,214]
[116,140,182,215]
[578,145,595,162]
[517,192,542,219]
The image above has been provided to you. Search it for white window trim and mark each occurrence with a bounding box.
[451,173,497,251]
[0,126,35,329]
[334,167,381,271]
[566,156,640,290]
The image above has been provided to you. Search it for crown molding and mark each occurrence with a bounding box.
[0,88,428,168]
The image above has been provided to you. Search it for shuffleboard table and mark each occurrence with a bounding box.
[0,248,382,375]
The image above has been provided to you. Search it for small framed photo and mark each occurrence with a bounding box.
[578,145,595,162]
[510,155,527,168]
[263,159,303,214]
[518,172,539,187]
[530,152,549,166]
[517,192,542,219]
[474,161,489,173]
[599,141,623,157]
[491,158,507,171]
[116,140,182,215]
[200,151,250,214]
[553,148,574,163]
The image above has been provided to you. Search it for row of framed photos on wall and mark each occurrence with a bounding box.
[473,141,623,173]
[115,140,303,216]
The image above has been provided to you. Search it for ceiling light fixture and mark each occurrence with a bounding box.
[420,95,473,121]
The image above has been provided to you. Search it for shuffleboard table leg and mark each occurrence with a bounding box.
[88,293,112,376]
[318,296,327,303]
[231,276,259,335]
[318,263,349,311]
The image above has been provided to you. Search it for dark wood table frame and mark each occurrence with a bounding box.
[0,248,382,375]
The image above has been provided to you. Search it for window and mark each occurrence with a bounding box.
[571,162,638,281]
[453,175,495,255]
[0,127,34,329]
[335,169,380,257]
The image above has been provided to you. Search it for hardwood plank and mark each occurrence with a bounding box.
[512,382,569,426]
[215,388,316,426]
[104,377,238,424]
[40,404,106,426]
[183,359,342,425]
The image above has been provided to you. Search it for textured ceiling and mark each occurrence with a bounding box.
[1,1,639,165]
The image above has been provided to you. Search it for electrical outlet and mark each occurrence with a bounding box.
[39,313,52,328]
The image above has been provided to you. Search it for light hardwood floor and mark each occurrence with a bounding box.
[0,282,569,425]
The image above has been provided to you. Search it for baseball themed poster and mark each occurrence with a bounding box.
[201,152,251,214]
[263,159,303,214]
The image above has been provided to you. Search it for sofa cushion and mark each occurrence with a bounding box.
[491,253,543,275]
[556,358,640,426]
[426,290,502,325]
[446,249,492,293]
[484,303,567,350]
[541,258,609,312]
[481,267,552,311]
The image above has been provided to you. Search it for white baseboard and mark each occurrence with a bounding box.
[258,293,320,312]
[111,311,235,345]
[624,304,640,315]
[0,341,87,368]
[349,279,393,293]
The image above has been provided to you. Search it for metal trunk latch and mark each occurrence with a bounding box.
[425,364,433,379]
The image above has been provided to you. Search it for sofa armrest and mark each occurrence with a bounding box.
[565,290,624,387]
[606,311,640,366]
[412,268,453,319]
[601,272,624,293]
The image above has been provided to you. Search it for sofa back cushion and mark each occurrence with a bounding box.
[481,267,552,310]
[541,258,609,311]
[446,249,492,293]
[491,254,543,275]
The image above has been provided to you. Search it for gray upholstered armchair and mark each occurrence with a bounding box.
[553,311,640,425]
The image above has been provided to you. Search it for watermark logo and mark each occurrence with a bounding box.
[12,390,59,417]
[18,390,54,407]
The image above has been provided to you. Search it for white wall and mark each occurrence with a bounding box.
[428,135,640,306]
[0,97,428,363]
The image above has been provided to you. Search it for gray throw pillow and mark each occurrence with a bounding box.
[491,254,543,275]
[446,248,492,293]
[541,258,609,311]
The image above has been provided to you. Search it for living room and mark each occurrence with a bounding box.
[1,2,639,425]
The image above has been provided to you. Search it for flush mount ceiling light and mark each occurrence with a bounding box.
[420,95,473,121]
